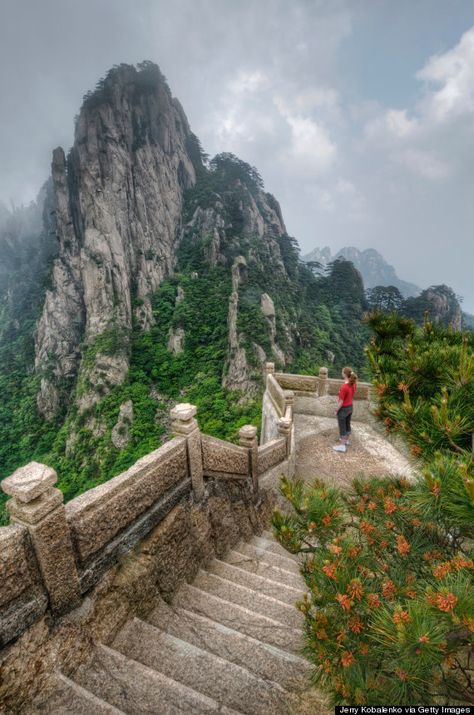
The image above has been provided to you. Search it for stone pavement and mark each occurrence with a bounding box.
[294,414,416,490]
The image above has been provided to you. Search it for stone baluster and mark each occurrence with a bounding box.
[170,403,204,501]
[239,425,258,497]
[278,416,292,456]
[318,366,328,396]
[1,462,81,616]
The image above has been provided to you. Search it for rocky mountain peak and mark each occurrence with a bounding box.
[35,62,197,418]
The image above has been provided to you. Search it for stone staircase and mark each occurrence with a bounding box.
[30,532,327,715]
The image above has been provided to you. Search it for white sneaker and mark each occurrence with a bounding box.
[333,444,347,453]
[346,439,351,446]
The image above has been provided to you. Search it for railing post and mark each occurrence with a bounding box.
[170,403,204,501]
[284,389,294,412]
[1,462,81,616]
[318,366,328,396]
[264,362,275,380]
[278,416,292,456]
[239,425,258,498]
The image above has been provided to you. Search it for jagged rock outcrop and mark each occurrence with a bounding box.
[260,293,285,365]
[35,63,197,418]
[224,256,254,393]
[404,284,463,330]
[167,326,185,354]
[111,399,134,449]
[425,286,462,330]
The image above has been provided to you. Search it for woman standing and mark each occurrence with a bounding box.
[333,367,357,453]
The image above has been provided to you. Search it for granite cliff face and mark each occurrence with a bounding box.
[181,167,291,392]
[34,63,197,418]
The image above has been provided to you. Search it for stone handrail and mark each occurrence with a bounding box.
[266,372,287,416]
[201,435,249,479]
[273,365,372,400]
[272,372,318,393]
[0,400,294,648]
[258,438,287,475]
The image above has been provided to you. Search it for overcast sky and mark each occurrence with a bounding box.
[1,0,474,310]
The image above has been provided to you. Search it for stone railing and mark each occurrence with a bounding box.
[0,402,295,650]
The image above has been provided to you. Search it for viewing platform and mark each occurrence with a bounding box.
[0,365,415,715]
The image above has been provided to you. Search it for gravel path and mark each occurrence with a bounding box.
[294,414,416,490]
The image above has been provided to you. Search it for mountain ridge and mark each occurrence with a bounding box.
[303,245,420,298]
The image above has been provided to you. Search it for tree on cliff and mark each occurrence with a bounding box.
[272,312,474,705]
[366,285,403,313]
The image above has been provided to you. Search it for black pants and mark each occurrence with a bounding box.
[337,405,353,438]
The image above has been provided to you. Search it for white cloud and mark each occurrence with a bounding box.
[395,149,451,180]
[228,70,268,96]
[274,96,337,175]
[365,108,418,140]
[417,27,474,121]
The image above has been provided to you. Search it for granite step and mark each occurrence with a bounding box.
[193,570,303,628]
[113,617,292,715]
[73,644,242,715]
[233,541,301,575]
[26,673,125,715]
[208,558,303,604]
[224,548,303,591]
[252,533,302,562]
[147,599,311,692]
[174,583,303,654]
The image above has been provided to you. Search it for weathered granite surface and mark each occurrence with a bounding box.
[258,438,288,475]
[0,525,33,607]
[67,439,187,562]
[274,373,318,392]
[201,435,249,476]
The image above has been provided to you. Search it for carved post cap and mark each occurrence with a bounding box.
[170,403,203,500]
[239,425,257,442]
[171,403,199,437]
[265,362,275,375]
[319,367,329,377]
[1,462,57,504]
[278,416,292,433]
[170,403,197,422]
[284,389,295,406]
